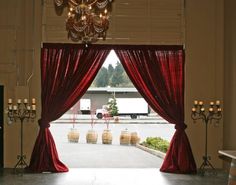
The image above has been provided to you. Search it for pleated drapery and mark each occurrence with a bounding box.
[28,44,196,174]
[114,45,196,173]
[27,44,110,172]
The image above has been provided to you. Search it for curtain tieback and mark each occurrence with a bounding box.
[175,123,187,130]
[38,119,50,128]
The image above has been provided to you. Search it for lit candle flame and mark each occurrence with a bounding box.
[209,108,213,112]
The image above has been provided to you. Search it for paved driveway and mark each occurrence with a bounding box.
[50,122,174,168]
[55,143,164,168]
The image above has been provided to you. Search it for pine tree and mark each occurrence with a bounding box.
[110,62,124,87]
[107,64,114,79]
[94,67,109,87]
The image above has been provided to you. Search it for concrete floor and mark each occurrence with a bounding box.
[0,168,228,185]
[1,120,228,185]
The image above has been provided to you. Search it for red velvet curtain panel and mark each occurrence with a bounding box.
[27,43,110,172]
[114,45,196,173]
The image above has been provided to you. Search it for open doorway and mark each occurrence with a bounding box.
[50,50,175,168]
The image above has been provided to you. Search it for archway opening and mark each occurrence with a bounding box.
[50,49,175,168]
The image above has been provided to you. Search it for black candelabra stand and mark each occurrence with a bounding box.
[7,98,36,173]
[191,100,222,175]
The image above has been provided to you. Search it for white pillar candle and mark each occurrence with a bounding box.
[8,99,12,104]
[216,100,220,105]
[8,105,12,110]
[210,102,214,105]
[27,106,31,110]
[13,105,17,110]
[199,101,203,105]
[17,99,21,104]
[192,107,196,112]
[209,108,214,112]
[32,98,36,104]
[194,100,198,105]
[24,99,28,103]
[32,105,36,110]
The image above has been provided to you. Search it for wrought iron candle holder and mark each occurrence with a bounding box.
[7,98,36,172]
[191,100,222,175]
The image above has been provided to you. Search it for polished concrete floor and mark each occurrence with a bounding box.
[0,168,228,185]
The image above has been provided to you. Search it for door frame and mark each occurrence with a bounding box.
[0,85,4,168]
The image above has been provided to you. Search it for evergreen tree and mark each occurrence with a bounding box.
[110,62,124,87]
[92,61,134,87]
[107,64,114,79]
[94,67,109,87]
[122,71,134,87]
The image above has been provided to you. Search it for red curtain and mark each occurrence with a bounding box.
[28,43,196,173]
[27,43,110,172]
[114,45,196,173]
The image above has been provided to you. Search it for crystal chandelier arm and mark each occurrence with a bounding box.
[54,0,64,6]
[88,0,98,7]
[68,0,79,12]
[96,0,109,9]
[69,0,79,7]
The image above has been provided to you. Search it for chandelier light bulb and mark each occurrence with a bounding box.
[82,15,86,20]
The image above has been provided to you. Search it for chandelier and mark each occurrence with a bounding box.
[54,0,113,43]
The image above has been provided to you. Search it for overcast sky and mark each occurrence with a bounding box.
[103,50,120,68]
